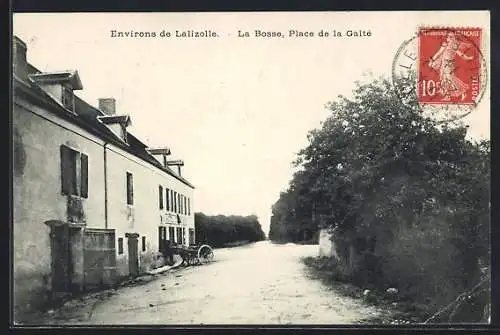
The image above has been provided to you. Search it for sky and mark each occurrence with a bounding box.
[13,11,490,236]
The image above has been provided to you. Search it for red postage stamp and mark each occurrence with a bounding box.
[418,27,482,105]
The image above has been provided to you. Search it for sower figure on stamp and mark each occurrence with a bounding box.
[428,32,474,101]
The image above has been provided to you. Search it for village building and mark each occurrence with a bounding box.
[12,35,195,316]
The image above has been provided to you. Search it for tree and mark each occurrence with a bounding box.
[195,213,266,247]
[271,76,490,315]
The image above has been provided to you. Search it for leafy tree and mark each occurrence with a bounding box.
[270,76,490,317]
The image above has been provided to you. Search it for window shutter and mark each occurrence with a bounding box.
[159,185,164,209]
[60,145,72,195]
[127,172,134,205]
[170,190,174,211]
[166,188,170,211]
[179,195,183,214]
[80,153,89,198]
[179,194,181,214]
[173,191,177,213]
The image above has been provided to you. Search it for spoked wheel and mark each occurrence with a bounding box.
[197,244,214,264]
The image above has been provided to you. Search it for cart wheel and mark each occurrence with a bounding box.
[197,245,214,264]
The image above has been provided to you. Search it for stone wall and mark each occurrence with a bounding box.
[318,228,338,258]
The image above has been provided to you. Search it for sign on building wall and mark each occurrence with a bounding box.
[160,213,191,226]
[160,213,178,225]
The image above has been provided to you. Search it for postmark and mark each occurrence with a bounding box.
[392,27,487,123]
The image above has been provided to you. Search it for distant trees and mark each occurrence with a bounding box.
[269,76,490,319]
[268,169,318,243]
[195,213,266,248]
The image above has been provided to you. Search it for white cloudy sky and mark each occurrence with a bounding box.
[13,11,490,235]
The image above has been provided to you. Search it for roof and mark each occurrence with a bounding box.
[14,63,195,189]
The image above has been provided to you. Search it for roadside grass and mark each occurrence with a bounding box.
[301,256,431,325]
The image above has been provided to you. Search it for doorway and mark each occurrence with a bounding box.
[50,224,71,296]
[126,233,139,276]
[158,226,167,253]
[48,223,83,298]
[176,227,183,245]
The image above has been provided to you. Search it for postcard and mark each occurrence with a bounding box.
[11,11,490,326]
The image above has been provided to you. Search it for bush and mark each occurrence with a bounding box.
[303,256,351,283]
[377,214,464,309]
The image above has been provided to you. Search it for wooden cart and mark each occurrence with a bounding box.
[172,244,214,266]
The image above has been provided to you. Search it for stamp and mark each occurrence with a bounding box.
[392,27,487,123]
[418,27,482,105]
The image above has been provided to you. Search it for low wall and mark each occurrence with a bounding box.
[318,228,338,258]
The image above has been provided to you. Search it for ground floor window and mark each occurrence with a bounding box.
[189,228,195,245]
[169,226,175,243]
[118,238,124,254]
[176,227,183,245]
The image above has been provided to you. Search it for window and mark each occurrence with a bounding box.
[188,198,191,215]
[172,191,175,212]
[118,238,123,254]
[126,172,134,205]
[166,188,170,211]
[177,193,181,214]
[60,145,88,198]
[142,236,146,252]
[121,124,128,144]
[180,195,183,214]
[184,196,187,215]
[169,227,175,243]
[62,86,74,111]
[173,191,177,213]
[178,193,181,214]
[189,228,195,245]
[170,190,174,212]
[176,227,183,244]
[159,185,163,209]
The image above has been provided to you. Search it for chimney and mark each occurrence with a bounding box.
[13,36,27,81]
[98,98,116,115]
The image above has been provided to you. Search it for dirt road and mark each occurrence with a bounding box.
[37,241,382,325]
